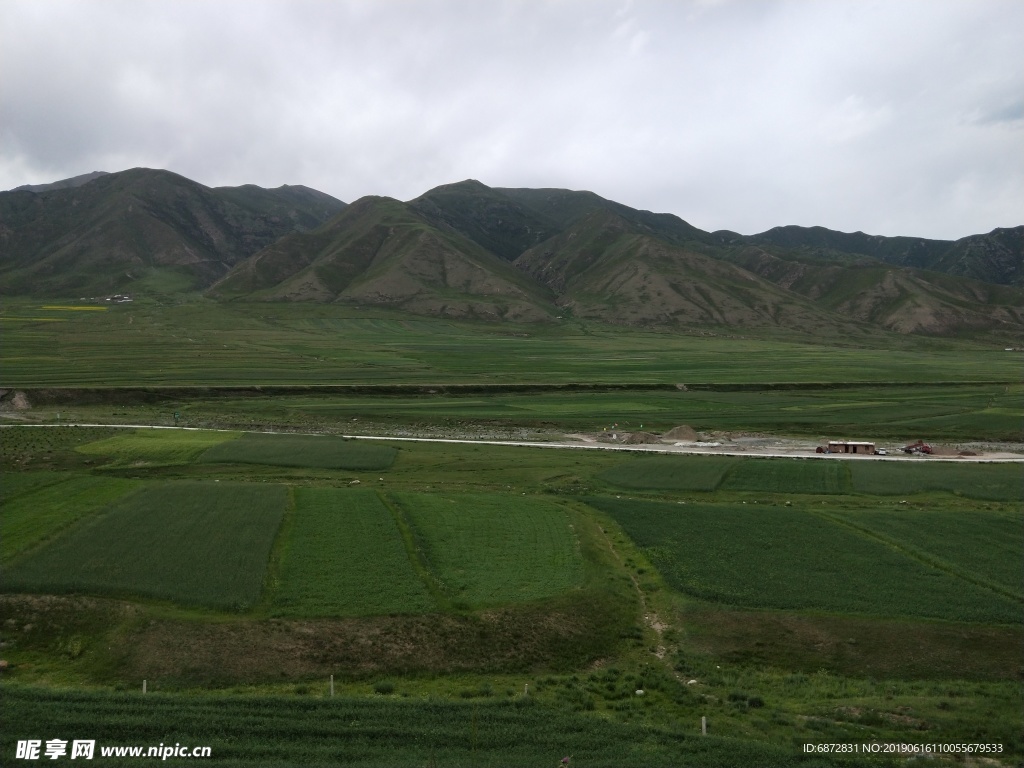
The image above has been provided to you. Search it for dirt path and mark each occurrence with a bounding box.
[3,423,1022,462]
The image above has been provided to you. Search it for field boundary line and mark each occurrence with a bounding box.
[377,491,450,611]
[256,484,297,614]
[810,509,1024,605]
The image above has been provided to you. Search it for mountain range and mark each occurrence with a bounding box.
[2,168,1021,338]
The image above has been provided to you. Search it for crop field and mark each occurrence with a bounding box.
[1,474,141,563]
[2,686,839,768]
[272,489,434,616]
[3,298,1021,389]
[397,493,584,608]
[720,458,852,494]
[88,378,1015,438]
[198,432,397,470]
[0,425,119,462]
[589,498,1022,623]
[830,508,1024,598]
[1,482,285,610]
[75,428,238,467]
[598,456,737,491]
[850,461,1023,501]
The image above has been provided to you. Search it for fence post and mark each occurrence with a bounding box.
[330,674,334,697]
[701,716,706,735]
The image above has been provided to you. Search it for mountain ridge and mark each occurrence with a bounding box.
[2,168,1020,339]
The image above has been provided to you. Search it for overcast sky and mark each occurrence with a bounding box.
[2,0,1021,239]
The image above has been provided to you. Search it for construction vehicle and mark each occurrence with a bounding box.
[902,440,932,455]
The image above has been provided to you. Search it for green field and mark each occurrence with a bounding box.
[272,488,435,616]
[2,482,285,610]
[590,498,1022,623]
[721,459,851,494]
[1,474,141,563]
[198,432,397,470]
[398,493,584,608]
[598,456,737,491]
[851,461,1023,501]
[3,299,1021,390]
[1,418,1021,765]
[2,685,860,768]
[830,508,1024,598]
[76,428,238,467]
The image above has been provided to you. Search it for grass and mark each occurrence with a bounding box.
[589,498,1022,623]
[397,493,584,608]
[598,456,737,491]
[1,474,141,563]
[198,432,397,470]
[75,428,239,467]
[850,461,1023,501]
[720,458,852,494]
[271,488,435,616]
[1,482,286,610]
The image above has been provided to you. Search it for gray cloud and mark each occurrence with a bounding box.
[1,0,1021,239]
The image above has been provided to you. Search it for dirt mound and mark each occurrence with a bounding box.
[624,431,660,444]
[0,391,31,411]
[663,425,698,441]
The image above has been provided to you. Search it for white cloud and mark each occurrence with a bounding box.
[0,0,1021,239]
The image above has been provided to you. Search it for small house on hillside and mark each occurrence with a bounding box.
[827,440,875,455]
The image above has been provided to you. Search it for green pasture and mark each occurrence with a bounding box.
[198,432,397,470]
[2,298,1021,390]
[1,482,285,610]
[830,508,1024,598]
[851,461,1023,501]
[590,498,1021,623]
[397,493,584,608]
[75,428,238,467]
[1,474,141,563]
[272,489,434,616]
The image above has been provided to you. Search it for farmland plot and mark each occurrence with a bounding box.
[831,508,1024,598]
[76,428,239,467]
[199,432,397,470]
[851,461,1023,501]
[590,498,1022,623]
[1,474,141,563]
[720,458,852,494]
[272,489,434,616]
[397,493,583,607]
[1,482,285,610]
[598,456,736,491]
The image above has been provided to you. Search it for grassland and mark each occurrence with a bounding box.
[2,482,286,610]
[589,498,1022,623]
[397,492,584,608]
[271,488,435,616]
[198,432,397,470]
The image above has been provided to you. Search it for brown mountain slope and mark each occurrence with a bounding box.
[211,196,557,321]
[516,210,854,332]
[728,247,1024,335]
